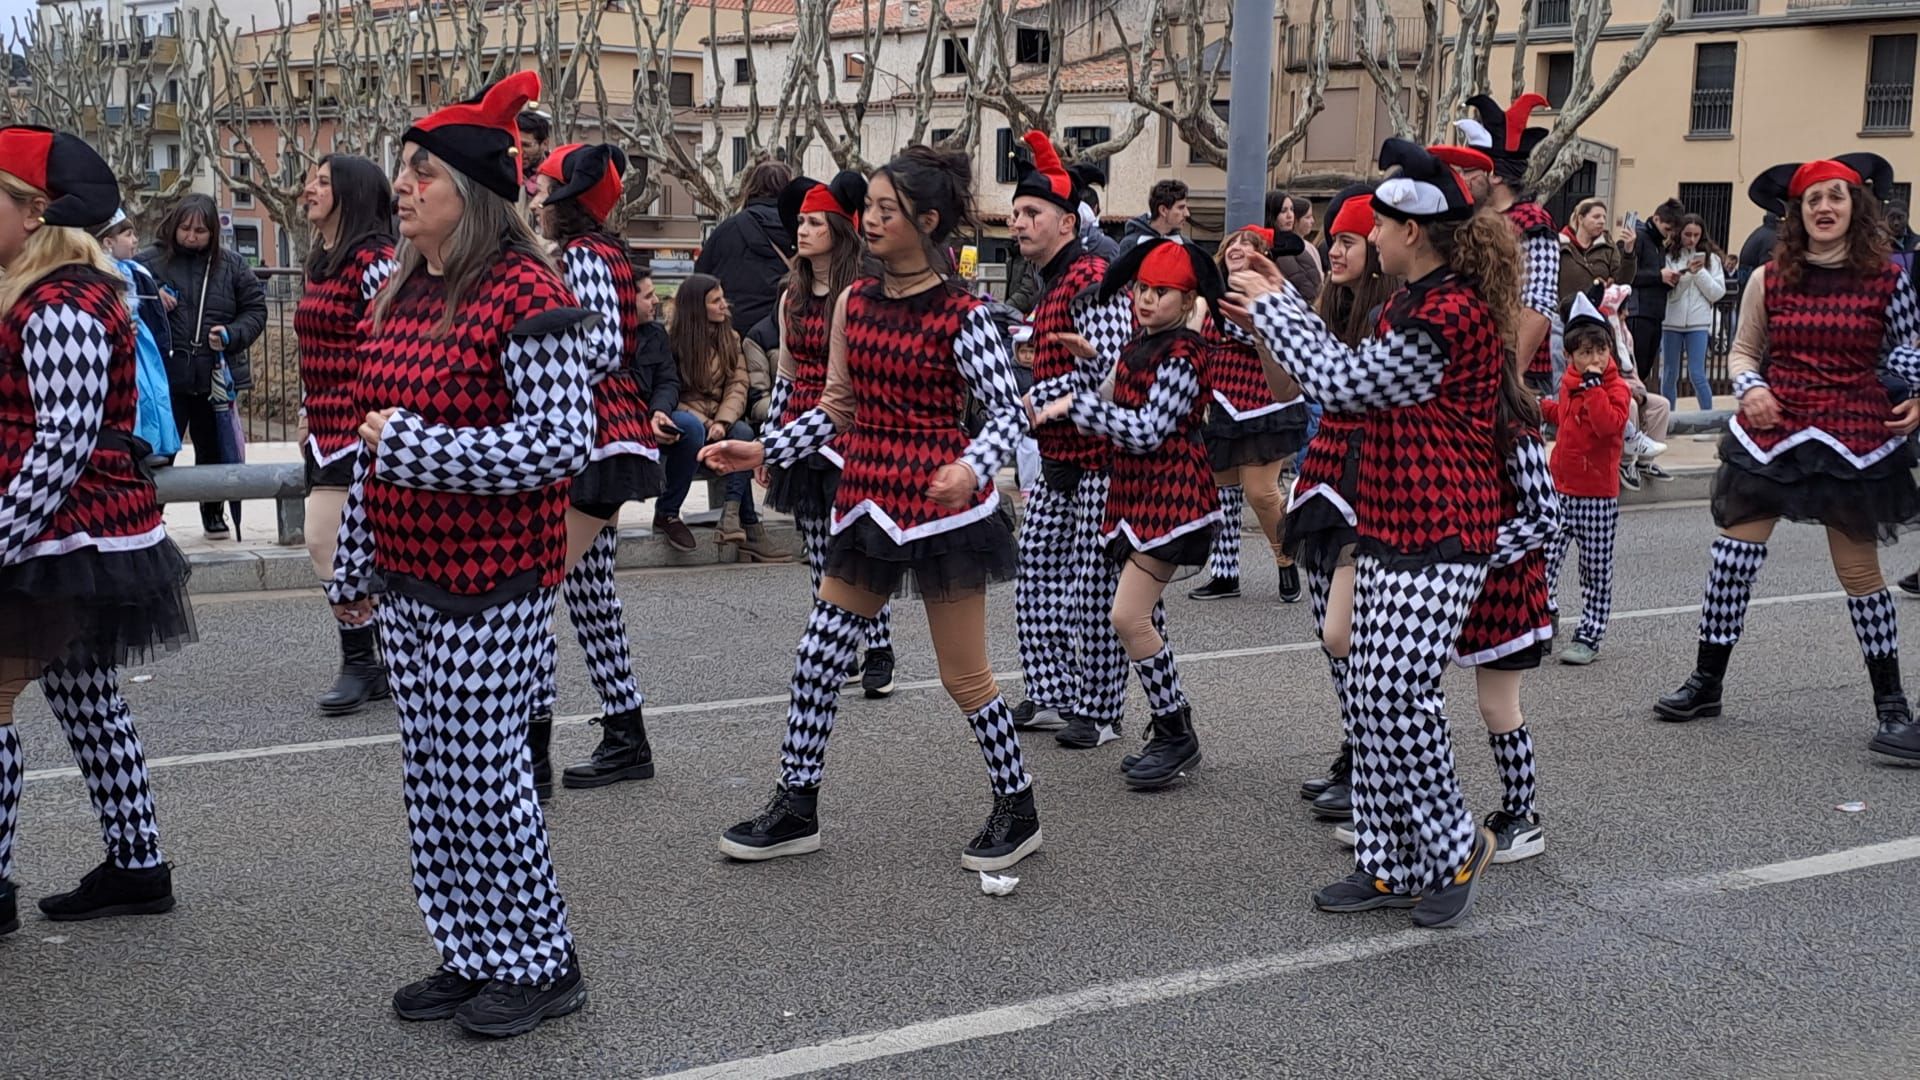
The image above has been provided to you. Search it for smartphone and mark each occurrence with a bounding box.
[657,419,682,436]
[1623,211,1641,234]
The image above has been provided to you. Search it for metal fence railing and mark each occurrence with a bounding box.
[241,268,305,444]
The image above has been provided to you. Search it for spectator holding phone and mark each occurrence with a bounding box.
[1624,198,1685,394]
[1661,214,1728,410]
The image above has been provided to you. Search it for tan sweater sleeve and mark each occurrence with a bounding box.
[715,332,750,425]
[1729,266,1768,381]
[817,289,856,431]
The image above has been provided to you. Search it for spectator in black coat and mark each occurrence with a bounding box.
[1736,212,1780,287]
[1625,197,1685,393]
[693,160,794,335]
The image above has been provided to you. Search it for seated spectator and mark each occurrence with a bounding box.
[1599,284,1672,490]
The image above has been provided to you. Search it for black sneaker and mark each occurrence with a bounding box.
[961,786,1042,872]
[1411,826,1496,929]
[453,962,588,1038]
[1056,714,1122,749]
[1310,781,1352,821]
[1869,694,1920,763]
[719,785,822,861]
[1486,810,1545,864]
[393,969,487,1021]
[1277,563,1302,604]
[861,648,897,699]
[1011,700,1066,731]
[1618,460,1643,492]
[1641,462,1674,482]
[1300,744,1351,800]
[1,878,17,937]
[37,861,175,921]
[1312,871,1419,912]
[1899,572,1920,598]
[1187,576,1240,601]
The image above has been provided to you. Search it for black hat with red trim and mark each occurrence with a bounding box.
[779,170,868,237]
[1372,138,1476,224]
[402,70,542,201]
[1748,153,1895,214]
[1465,93,1550,182]
[537,142,630,224]
[1013,130,1080,214]
[0,126,120,228]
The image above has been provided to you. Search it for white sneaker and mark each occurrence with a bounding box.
[1624,431,1668,460]
[1333,823,1356,847]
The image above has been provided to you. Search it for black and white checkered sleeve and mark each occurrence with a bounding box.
[760,375,793,442]
[326,447,378,604]
[1522,233,1560,318]
[762,406,837,467]
[564,245,624,383]
[360,255,397,303]
[1491,434,1562,568]
[375,324,595,493]
[955,304,1029,488]
[1249,290,1449,411]
[0,304,111,566]
[1068,353,1201,455]
[1034,288,1129,403]
[1881,270,1920,386]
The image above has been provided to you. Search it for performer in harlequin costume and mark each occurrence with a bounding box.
[762,170,902,701]
[700,146,1041,871]
[0,127,196,937]
[1457,96,1561,396]
[294,154,397,718]
[1187,225,1310,605]
[525,141,666,798]
[327,73,595,1036]
[1034,237,1223,787]
[1657,153,1920,764]
[1006,131,1136,749]
[1234,139,1518,928]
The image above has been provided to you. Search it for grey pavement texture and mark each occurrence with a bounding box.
[6,501,1920,1079]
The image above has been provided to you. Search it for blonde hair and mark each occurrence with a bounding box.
[0,169,122,312]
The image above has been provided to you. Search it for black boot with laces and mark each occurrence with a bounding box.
[1124,706,1201,789]
[1300,742,1351,800]
[961,786,1042,872]
[1655,641,1733,722]
[719,785,822,861]
[561,708,654,789]
[1867,655,1920,762]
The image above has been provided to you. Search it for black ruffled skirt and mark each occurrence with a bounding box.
[1204,406,1311,472]
[1104,522,1220,575]
[765,454,840,519]
[1712,434,1920,545]
[571,454,665,518]
[824,509,1018,603]
[1284,497,1359,578]
[302,443,358,489]
[0,539,197,676]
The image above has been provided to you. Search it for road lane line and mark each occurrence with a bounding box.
[648,834,1920,1080]
[19,589,1849,783]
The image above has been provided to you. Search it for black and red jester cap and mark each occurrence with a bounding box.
[1012,130,1080,214]
[539,142,630,224]
[402,70,542,201]
[0,126,120,228]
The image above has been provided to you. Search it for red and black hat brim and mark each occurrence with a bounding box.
[778,171,866,237]
[402,71,540,202]
[1322,181,1378,239]
[0,126,119,228]
[1099,235,1224,303]
[1372,138,1476,224]
[1013,130,1079,214]
[1750,152,1895,213]
[542,143,629,223]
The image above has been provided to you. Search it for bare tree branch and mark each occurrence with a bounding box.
[1526,0,1676,192]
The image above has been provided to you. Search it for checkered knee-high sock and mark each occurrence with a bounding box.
[779,599,874,789]
[1132,643,1189,717]
[867,603,894,652]
[797,510,833,594]
[531,626,559,715]
[0,726,21,882]
[564,525,645,716]
[1488,726,1538,818]
[1208,485,1245,581]
[41,659,162,870]
[1699,537,1768,646]
[1847,589,1899,662]
[964,697,1031,795]
[1326,652,1352,735]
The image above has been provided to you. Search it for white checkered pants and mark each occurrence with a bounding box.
[1207,485,1247,581]
[1345,557,1488,895]
[796,509,893,652]
[534,525,645,717]
[1544,495,1618,649]
[1016,471,1128,723]
[378,589,575,984]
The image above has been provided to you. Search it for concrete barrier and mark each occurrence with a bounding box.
[153,462,308,545]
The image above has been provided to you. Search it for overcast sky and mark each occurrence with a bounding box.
[2,0,36,42]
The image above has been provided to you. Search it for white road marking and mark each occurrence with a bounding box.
[650,834,1920,1080]
[18,589,1849,783]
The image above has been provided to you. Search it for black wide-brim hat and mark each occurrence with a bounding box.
[402,70,541,201]
[1749,152,1895,214]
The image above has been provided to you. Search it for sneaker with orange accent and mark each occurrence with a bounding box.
[1312,871,1419,912]
[1411,825,1496,929]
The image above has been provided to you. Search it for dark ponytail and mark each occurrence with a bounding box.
[873,144,977,277]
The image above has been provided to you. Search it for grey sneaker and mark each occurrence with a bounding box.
[1055,714,1121,749]
[1487,810,1545,864]
[1313,871,1419,912]
[1559,640,1599,666]
[1011,700,1066,731]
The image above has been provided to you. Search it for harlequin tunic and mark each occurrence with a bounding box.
[1506,200,1560,387]
[763,289,843,518]
[1025,244,1131,475]
[1455,427,1559,667]
[562,232,661,511]
[296,236,395,483]
[1200,314,1309,471]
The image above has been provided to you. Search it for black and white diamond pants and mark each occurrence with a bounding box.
[378,589,575,985]
[533,524,645,718]
[1544,495,1618,648]
[1697,537,1768,646]
[1015,471,1128,722]
[795,510,893,652]
[1345,557,1488,895]
[0,657,165,884]
[1206,484,1247,581]
[1487,726,1537,818]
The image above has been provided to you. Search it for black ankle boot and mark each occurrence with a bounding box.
[1866,655,1920,762]
[962,785,1042,872]
[560,708,654,789]
[38,861,174,921]
[1300,742,1352,800]
[1655,641,1733,722]
[318,624,391,717]
[527,709,554,802]
[1124,706,1201,789]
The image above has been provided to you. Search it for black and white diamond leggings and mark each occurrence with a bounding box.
[533,522,645,718]
[0,654,164,885]
[1696,523,1899,666]
[1015,471,1128,723]
[379,589,575,984]
[1345,557,1488,895]
[795,509,893,652]
[1544,495,1618,649]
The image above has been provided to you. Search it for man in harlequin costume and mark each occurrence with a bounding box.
[1005,130,1137,750]
[1458,94,1562,396]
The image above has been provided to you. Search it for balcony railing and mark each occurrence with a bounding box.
[1284,17,1432,71]
[1785,0,1920,11]
[1535,0,1571,26]
[1683,0,1752,16]
[1864,80,1914,131]
[1689,87,1734,135]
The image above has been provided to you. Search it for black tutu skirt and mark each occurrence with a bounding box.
[824,508,1018,603]
[1712,434,1920,545]
[765,454,840,519]
[1284,497,1359,578]
[570,453,665,518]
[0,539,197,676]
[1104,521,1220,575]
[303,443,358,489]
[1204,406,1311,472]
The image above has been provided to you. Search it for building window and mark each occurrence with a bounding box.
[1542,53,1573,109]
[1677,182,1733,251]
[1015,28,1050,65]
[843,53,865,81]
[1535,0,1570,27]
[164,143,180,170]
[930,128,955,146]
[995,128,1029,184]
[1157,110,1173,166]
[1689,43,1736,136]
[732,137,748,174]
[164,78,180,104]
[734,58,752,85]
[1190,100,1228,165]
[941,38,969,76]
[1685,0,1750,17]
[1865,34,1916,133]
[231,155,253,208]
[1542,159,1596,227]
[1063,126,1111,150]
[670,71,695,107]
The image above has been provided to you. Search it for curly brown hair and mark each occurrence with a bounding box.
[1769,183,1892,290]
[1427,208,1539,437]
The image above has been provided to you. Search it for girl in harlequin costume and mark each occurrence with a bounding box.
[327,73,595,1037]
[1233,139,1521,929]
[699,146,1039,871]
[1034,236,1224,789]
[1187,226,1310,604]
[524,142,666,798]
[1454,96,1560,397]
[0,127,196,937]
[761,171,902,701]
[295,154,398,719]
[1658,153,1920,764]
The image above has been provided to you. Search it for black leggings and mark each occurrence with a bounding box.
[174,390,230,521]
[1628,316,1662,391]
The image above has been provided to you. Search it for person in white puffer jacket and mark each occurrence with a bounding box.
[1661,213,1729,409]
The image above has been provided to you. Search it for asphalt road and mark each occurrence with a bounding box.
[6,500,1919,1079]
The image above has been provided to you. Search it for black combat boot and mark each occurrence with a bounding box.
[1654,641,1733,722]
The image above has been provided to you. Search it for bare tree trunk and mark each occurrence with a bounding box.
[1526,0,1677,193]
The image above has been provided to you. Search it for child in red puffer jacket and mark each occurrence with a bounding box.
[1541,295,1632,665]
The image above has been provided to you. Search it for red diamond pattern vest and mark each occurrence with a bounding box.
[296,236,395,461]
[1740,263,1903,464]
[1104,329,1217,549]
[566,232,656,459]
[1028,252,1113,470]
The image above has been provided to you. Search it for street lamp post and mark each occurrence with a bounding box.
[1225,0,1276,234]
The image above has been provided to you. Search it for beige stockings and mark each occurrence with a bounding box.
[1215,458,1291,564]
[819,577,999,713]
